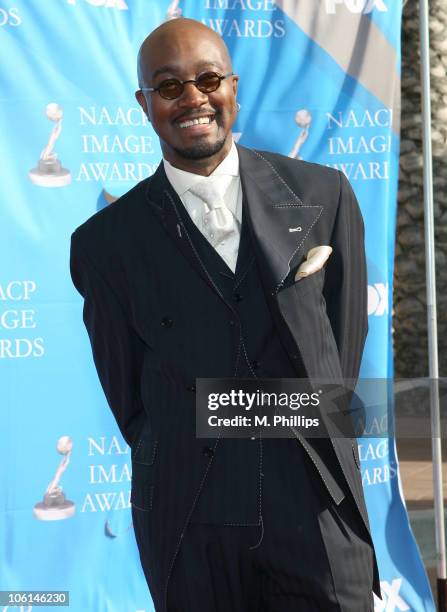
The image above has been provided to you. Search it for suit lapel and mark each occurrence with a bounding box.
[144,163,223,296]
[237,145,323,294]
[237,144,329,384]
[144,159,254,301]
[144,147,324,300]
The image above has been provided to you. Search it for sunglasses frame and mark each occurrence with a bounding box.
[140,71,234,100]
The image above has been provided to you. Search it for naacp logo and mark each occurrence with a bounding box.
[33,436,76,521]
[368,283,388,317]
[288,109,312,160]
[374,579,409,611]
[166,0,181,20]
[325,0,387,13]
[29,103,71,188]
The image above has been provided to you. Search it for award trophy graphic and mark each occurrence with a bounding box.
[166,0,182,20]
[33,436,76,521]
[288,109,312,160]
[29,103,71,187]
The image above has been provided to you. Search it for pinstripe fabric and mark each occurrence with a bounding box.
[165,439,374,612]
[70,145,379,611]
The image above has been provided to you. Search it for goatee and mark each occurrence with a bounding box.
[173,136,226,160]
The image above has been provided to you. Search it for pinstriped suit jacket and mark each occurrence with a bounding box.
[70,144,379,610]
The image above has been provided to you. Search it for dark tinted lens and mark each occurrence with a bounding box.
[158,79,183,99]
[196,72,221,93]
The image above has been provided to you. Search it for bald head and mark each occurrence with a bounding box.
[137,18,232,88]
[135,17,239,175]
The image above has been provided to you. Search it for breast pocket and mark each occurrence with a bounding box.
[292,267,325,299]
[130,432,158,512]
[296,269,343,381]
[278,266,343,382]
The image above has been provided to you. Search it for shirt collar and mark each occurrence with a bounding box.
[163,139,239,198]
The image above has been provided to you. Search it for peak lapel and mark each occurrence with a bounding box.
[237,145,323,293]
[144,163,222,297]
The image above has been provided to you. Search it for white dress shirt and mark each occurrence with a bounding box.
[163,140,242,272]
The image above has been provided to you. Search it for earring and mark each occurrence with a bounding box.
[236,102,241,112]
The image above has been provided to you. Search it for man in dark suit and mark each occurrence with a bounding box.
[70,17,380,612]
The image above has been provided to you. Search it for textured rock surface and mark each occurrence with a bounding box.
[394,0,447,377]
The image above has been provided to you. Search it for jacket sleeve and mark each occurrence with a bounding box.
[323,171,368,384]
[70,231,146,447]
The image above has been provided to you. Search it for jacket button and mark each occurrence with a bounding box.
[202,446,214,457]
[161,317,173,328]
[252,360,261,370]
[233,292,243,302]
[229,319,235,326]
[186,385,196,393]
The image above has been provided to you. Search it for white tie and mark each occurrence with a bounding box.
[189,179,240,249]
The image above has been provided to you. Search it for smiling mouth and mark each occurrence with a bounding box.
[177,114,216,129]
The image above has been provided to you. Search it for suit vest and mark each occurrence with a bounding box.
[170,188,313,525]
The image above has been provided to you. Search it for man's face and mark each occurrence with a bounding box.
[136,28,238,171]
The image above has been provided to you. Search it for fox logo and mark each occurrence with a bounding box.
[325,0,387,14]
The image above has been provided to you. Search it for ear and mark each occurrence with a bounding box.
[135,90,150,122]
[231,75,239,98]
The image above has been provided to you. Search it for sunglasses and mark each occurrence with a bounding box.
[140,71,234,100]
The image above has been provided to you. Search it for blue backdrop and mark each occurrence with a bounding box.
[0,1,434,610]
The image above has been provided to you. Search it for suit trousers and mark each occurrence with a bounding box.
[166,438,374,612]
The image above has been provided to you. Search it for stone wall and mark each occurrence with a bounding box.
[394,0,447,377]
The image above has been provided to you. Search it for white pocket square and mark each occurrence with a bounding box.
[295,246,332,281]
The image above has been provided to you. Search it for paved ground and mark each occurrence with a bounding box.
[398,438,447,510]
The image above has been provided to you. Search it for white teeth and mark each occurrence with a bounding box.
[178,116,213,128]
